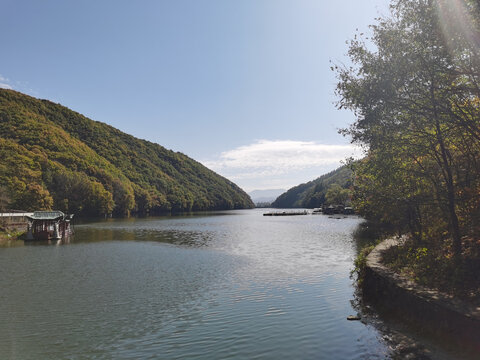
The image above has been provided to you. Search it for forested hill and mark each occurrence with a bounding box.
[0,89,253,216]
[271,166,352,208]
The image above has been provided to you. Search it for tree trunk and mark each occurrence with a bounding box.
[431,81,462,258]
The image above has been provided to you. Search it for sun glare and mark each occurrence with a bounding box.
[436,0,480,52]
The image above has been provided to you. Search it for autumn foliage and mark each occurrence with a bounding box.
[0,89,254,216]
[336,0,480,295]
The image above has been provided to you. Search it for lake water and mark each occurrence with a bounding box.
[0,209,393,359]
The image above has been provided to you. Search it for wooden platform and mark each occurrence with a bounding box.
[263,210,309,216]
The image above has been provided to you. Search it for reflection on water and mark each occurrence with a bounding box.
[1,209,396,359]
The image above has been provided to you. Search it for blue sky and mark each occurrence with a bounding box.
[1,0,389,192]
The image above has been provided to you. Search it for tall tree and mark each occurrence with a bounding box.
[336,0,480,257]
[0,186,10,212]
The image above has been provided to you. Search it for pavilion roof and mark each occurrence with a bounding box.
[27,211,66,221]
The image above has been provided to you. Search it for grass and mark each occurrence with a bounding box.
[352,244,376,285]
[382,236,480,306]
[351,221,480,306]
[0,225,25,247]
[351,221,387,285]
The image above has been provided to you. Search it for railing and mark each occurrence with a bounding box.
[0,212,34,218]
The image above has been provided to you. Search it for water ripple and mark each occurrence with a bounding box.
[0,210,395,360]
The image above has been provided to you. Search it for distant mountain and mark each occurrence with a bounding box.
[0,89,254,216]
[271,166,352,208]
[248,189,286,204]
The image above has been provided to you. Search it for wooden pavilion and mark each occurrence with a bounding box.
[26,211,74,241]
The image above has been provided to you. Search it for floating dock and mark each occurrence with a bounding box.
[263,210,309,216]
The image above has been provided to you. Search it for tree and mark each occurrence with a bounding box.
[111,179,135,216]
[0,186,11,229]
[50,170,114,216]
[16,184,53,211]
[325,184,351,206]
[335,0,480,257]
[0,186,10,212]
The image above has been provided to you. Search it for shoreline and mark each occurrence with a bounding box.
[0,231,24,247]
[363,237,480,355]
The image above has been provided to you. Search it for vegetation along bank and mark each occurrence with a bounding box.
[337,0,480,307]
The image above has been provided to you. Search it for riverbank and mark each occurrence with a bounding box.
[0,229,24,247]
[363,237,480,355]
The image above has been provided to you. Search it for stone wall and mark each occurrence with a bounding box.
[364,238,480,351]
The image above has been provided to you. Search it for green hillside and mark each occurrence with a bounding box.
[271,166,352,208]
[0,89,253,216]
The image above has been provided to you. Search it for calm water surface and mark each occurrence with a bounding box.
[0,209,392,359]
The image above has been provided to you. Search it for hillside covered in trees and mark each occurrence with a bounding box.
[0,89,253,216]
[271,166,352,208]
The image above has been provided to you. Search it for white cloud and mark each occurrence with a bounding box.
[0,74,12,89]
[204,140,361,171]
[202,140,363,192]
